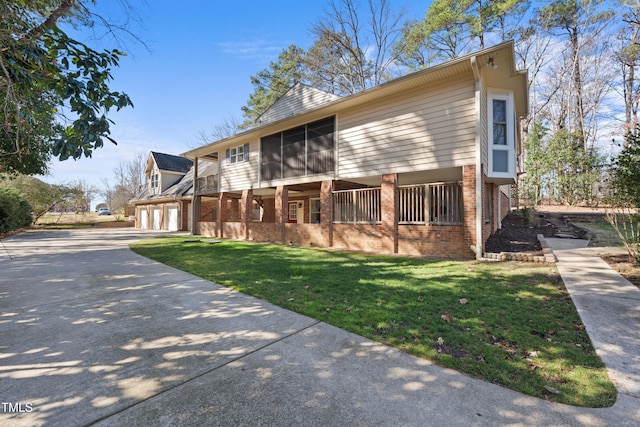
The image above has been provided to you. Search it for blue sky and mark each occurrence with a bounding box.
[40,0,429,202]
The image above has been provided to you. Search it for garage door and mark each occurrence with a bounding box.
[140,209,148,230]
[152,208,162,230]
[167,207,179,231]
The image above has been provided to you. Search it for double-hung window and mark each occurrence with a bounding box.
[226,143,250,164]
[488,90,516,178]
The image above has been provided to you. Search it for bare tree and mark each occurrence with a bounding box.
[198,114,243,146]
[308,0,406,94]
[101,153,146,216]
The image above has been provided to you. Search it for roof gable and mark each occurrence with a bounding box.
[258,83,341,125]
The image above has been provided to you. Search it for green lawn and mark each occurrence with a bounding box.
[130,238,616,407]
[574,218,625,248]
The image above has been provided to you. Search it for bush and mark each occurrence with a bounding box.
[0,187,33,233]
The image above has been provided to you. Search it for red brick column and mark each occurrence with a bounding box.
[192,196,201,234]
[241,189,253,240]
[275,186,288,243]
[217,192,228,238]
[381,173,398,254]
[321,180,333,247]
[462,165,478,253]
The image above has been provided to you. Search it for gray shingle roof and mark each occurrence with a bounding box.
[151,152,193,173]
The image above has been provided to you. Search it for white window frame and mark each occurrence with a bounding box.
[310,198,321,223]
[488,89,516,179]
[226,143,250,165]
[150,173,159,193]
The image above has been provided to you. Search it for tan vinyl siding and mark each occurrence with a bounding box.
[219,141,259,192]
[338,76,476,179]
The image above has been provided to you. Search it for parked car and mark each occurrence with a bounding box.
[98,208,111,215]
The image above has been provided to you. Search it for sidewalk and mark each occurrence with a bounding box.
[546,238,640,402]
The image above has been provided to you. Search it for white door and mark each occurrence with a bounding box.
[167,207,179,231]
[140,209,148,230]
[152,208,162,230]
[288,201,304,224]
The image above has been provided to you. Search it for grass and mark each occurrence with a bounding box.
[130,238,617,407]
[574,219,625,248]
[35,212,125,229]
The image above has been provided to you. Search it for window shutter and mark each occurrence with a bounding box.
[225,148,230,164]
[243,143,249,161]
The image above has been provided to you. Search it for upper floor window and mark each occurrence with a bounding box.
[488,90,515,178]
[226,143,249,165]
[150,173,159,191]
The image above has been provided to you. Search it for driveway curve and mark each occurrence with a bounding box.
[0,229,637,426]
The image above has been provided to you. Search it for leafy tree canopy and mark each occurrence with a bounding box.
[610,126,640,208]
[0,0,133,176]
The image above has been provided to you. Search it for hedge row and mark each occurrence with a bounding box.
[0,187,33,234]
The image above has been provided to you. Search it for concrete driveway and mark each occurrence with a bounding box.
[0,229,637,426]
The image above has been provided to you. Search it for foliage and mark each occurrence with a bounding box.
[240,0,405,125]
[0,186,33,233]
[521,121,549,205]
[0,173,92,221]
[0,0,133,175]
[605,210,640,263]
[521,122,604,205]
[606,126,640,262]
[240,45,306,127]
[609,126,640,208]
[131,238,617,407]
[547,129,603,205]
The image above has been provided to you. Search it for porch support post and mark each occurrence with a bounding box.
[381,173,398,254]
[320,180,333,247]
[275,185,288,243]
[463,165,478,256]
[241,189,253,240]
[217,192,228,238]
[191,157,200,234]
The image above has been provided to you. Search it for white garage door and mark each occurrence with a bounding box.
[167,207,179,231]
[140,209,148,230]
[152,208,162,230]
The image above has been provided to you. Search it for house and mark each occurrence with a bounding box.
[132,152,204,231]
[183,41,528,259]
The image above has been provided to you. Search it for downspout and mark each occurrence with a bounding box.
[191,156,199,235]
[470,56,483,260]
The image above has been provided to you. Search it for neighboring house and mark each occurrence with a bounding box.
[183,41,528,259]
[132,152,203,231]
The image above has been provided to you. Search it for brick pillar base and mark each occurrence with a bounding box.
[275,186,288,243]
[241,189,253,240]
[321,180,333,247]
[218,192,228,238]
[381,173,398,254]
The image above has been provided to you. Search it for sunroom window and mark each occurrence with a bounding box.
[488,90,515,178]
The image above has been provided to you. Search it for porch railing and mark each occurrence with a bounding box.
[332,188,381,224]
[195,174,219,195]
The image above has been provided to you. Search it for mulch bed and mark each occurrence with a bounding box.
[485,211,557,253]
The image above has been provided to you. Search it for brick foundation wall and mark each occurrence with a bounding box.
[500,189,509,220]
[249,223,282,242]
[398,225,472,259]
[332,224,386,253]
[198,221,217,237]
[284,223,331,247]
[223,222,243,240]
